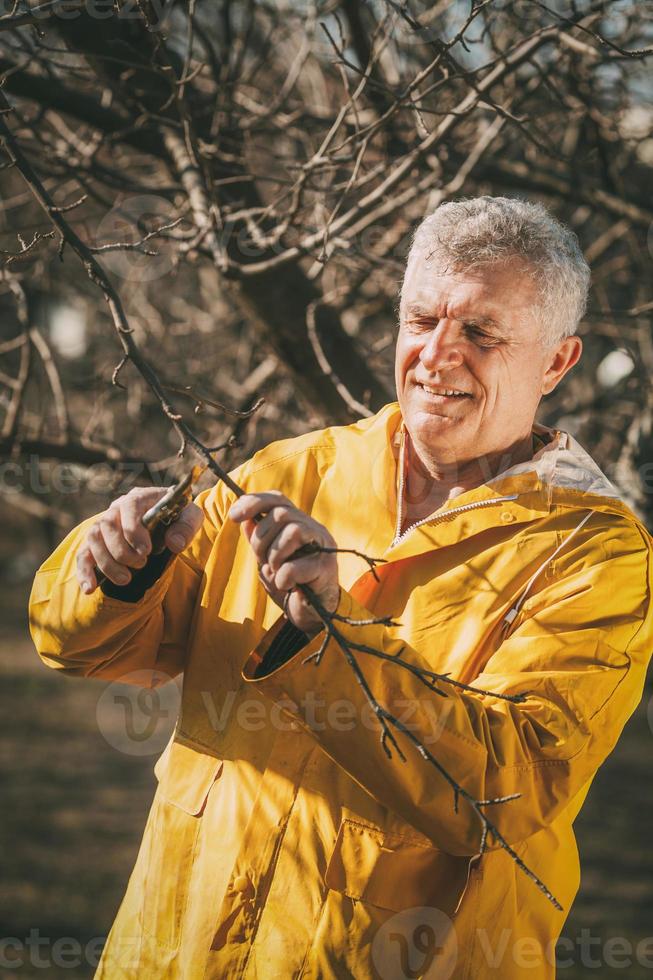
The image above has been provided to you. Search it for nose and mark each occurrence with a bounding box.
[419,320,464,371]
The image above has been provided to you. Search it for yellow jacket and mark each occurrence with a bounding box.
[29,403,653,979]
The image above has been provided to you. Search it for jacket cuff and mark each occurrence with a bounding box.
[252,619,310,678]
[243,590,355,682]
[100,548,174,603]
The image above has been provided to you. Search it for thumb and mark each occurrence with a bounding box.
[163,502,204,553]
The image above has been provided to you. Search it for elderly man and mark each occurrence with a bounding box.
[30,197,653,979]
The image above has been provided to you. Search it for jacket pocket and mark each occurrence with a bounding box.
[141,739,223,951]
[154,738,224,814]
[325,818,475,919]
[301,820,478,979]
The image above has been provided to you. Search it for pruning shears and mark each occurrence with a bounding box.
[95,464,206,588]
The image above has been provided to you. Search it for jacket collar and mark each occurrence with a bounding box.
[349,404,641,569]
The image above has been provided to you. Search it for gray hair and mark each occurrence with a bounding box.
[403,196,591,346]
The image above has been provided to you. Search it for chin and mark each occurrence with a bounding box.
[411,408,466,432]
[409,415,470,462]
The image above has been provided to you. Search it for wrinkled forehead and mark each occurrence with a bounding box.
[400,259,538,325]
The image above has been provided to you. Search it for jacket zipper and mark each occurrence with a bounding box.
[391,494,520,549]
[391,427,519,548]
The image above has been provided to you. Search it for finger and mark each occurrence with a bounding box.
[268,521,318,573]
[228,492,292,523]
[247,507,296,562]
[258,560,280,593]
[86,525,133,586]
[76,546,98,594]
[241,517,257,548]
[119,488,169,555]
[285,585,335,633]
[240,511,277,551]
[164,501,204,553]
[274,554,325,593]
[286,588,317,619]
[98,508,147,568]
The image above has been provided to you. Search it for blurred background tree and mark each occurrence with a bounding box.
[0,0,652,975]
[0,0,651,535]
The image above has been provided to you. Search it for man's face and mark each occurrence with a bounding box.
[395,259,580,470]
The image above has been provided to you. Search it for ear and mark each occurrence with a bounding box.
[541,336,583,395]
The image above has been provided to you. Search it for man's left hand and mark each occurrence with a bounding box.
[229,492,339,635]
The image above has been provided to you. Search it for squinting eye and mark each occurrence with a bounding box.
[465,324,497,346]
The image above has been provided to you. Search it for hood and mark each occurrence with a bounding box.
[490,422,623,502]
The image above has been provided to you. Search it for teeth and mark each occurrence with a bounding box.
[420,384,467,397]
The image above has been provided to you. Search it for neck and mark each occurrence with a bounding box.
[401,429,534,527]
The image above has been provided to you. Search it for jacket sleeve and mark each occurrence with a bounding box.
[244,519,653,856]
[28,478,235,685]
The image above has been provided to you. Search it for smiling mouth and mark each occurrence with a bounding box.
[417,383,472,398]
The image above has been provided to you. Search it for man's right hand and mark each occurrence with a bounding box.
[76,487,203,595]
